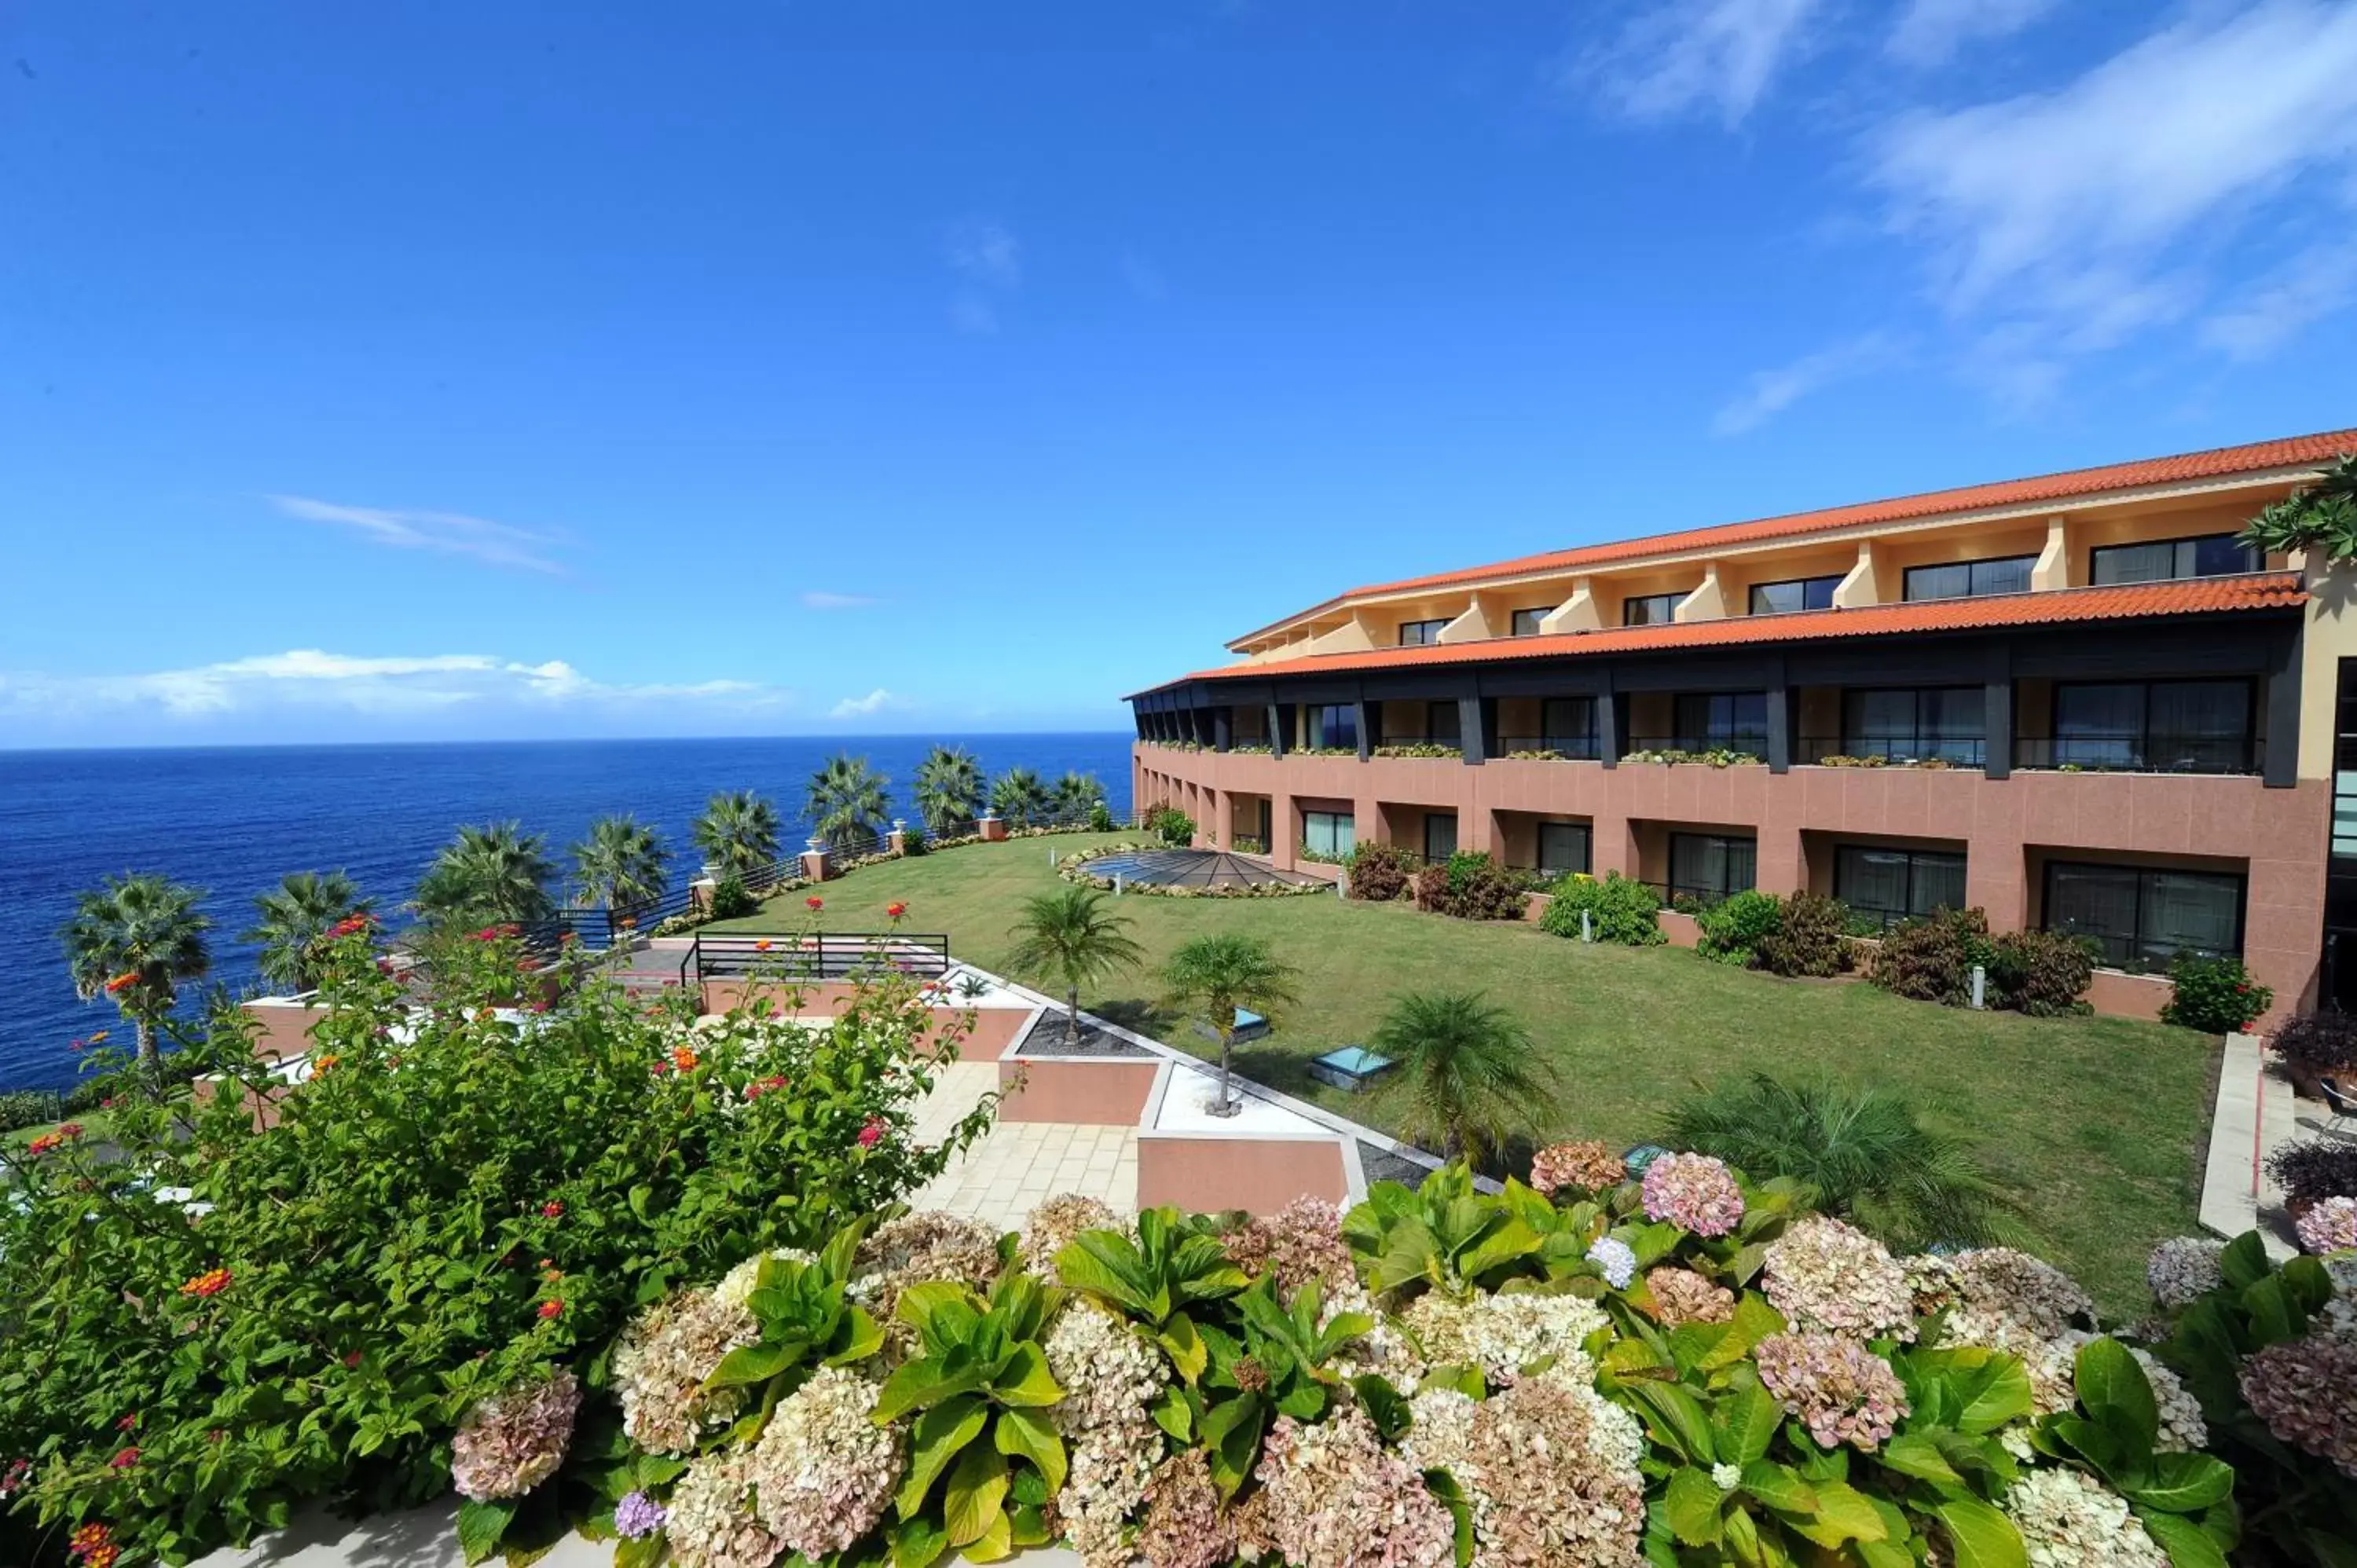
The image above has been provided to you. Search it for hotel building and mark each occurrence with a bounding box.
[1126,430,2357,1023]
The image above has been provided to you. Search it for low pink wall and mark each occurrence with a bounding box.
[2084,968,2172,1023]
[698,980,1028,1059]
[240,1001,328,1064]
[1522,892,1552,924]
[1658,910,1702,949]
[1135,1133,1349,1214]
[997,1058,1161,1124]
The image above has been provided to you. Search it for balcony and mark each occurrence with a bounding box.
[1497,734,1604,760]
[1369,734,1463,759]
[1802,735,1988,768]
[2016,733,2258,775]
[1626,733,1769,761]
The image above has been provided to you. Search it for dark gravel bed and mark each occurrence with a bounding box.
[1358,1141,1437,1189]
[1014,1010,1156,1058]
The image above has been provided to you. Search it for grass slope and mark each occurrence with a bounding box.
[710,833,2216,1313]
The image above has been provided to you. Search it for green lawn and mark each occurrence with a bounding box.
[710,833,2216,1314]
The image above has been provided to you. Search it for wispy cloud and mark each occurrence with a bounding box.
[948,293,999,336]
[948,221,1021,288]
[1569,0,1827,127]
[800,590,882,610]
[1713,332,1906,435]
[829,687,901,719]
[2201,241,2357,361]
[1885,0,2056,68]
[269,495,572,575]
[1121,252,1168,303]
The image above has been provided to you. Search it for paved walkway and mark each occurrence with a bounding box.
[2198,1031,2314,1258]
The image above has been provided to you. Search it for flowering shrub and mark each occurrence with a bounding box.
[2160,952,2274,1034]
[2297,1194,2357,1255]
[1527,1138,1626,1197]
[1640,1151,1746,1236]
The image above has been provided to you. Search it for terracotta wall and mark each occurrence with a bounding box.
[996,1058,1161,1124]
[1135,1132,1350,1214]
[697,980,1031,1060]
[240,1000,328,1064]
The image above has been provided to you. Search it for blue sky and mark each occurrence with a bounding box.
[2,1,2353,747]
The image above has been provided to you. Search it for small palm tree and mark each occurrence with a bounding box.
[243,870,371,993]
[807,754,892,848]
[2240,452,2357,562]
[1161,934,1298,1117]
[990,767,1050,829]
[60,873,213,1075]
[1370,990,1558,1167]
[1659,1073,2016,1251]
[914,746,986,834]
[412,822,556,929]
[571,815,669,913]
[1009,885,1146,1044]
[1050,771,1106,826]
[693,790,781,878]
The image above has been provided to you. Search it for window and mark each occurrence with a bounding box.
[1672,692,1769,753]
[1835,845,1967,929]
[1538,822,1592,877]
[1511,607,1548,636]
[1387,701,1461,745]
[1398,619,1450,647]
[1749,575,1842,615]
[2044,861,2245,967]
[1424,813,1457,862]
[1669,833,1756,903]
[2090,533,2260,586]
[1623,592,1684,626]
[1302,811,1355,859]
[1838,687,1985,764]
[1902,555,2037,602]
[1307,704,1358,751]
[2042,680,2253,773]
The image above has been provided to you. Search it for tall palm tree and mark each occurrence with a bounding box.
[913,745,986,834]
[1008,885,1146,1044]
[60,872,213,1074]
[1050,771,1106,826]
[1161,934,1298,1117]
[1370,991,1558,1167]
[412,822,557,929]
[571,815,669,913]
[1659,1074,2016,1251]
[243,870,372,993]
[692,790,781,878]
[806,754,892,848]
[989,767,1050,829]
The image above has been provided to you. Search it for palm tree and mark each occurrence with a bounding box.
[2240,452,2357,562]
[1050,771,1106,826]
[60,873,213,1075]
[914,746,986,834]
[243,870,372,993]
[1659,1074,2016,1251]
[693,790,781,878]
[1009,885,1146,1044]
[1370,991,1558,1167]
[571,815,669,913]
[989,767,1050,829]
[1161,934,1298,1117]
[806,754,893,848]
[412,822,557,929]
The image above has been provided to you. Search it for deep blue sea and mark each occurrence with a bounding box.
[0,735,1134,1092]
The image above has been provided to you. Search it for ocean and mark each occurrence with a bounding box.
[0,734,1135,1092]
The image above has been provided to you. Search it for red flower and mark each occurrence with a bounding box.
[68,1522,113,1559]
[115,1413,137,1432]
[0,1457,27,1498]
[327,914,373,939]
[343,1350,364,1368]
[58,1123,82,1140]
[537,1299,564,1321]
[69,1037,85,1052]
[25,1134,62,1158]
[744,1074,788,1101]
[99,1097,115,1111]
[86,1548,119,1568]
[857,1116,885,1149]
[541,1200,564,1218]
[180,1268,233,1299]
[886,902,907,918]
[649,1059,671,1077]
[108,1448,138,1471]
[806,896,824,910]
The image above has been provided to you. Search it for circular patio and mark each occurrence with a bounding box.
[1077,848,1326,889]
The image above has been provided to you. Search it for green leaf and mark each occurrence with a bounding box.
[988,1343,1064,1407]
[1736,1460,1815,1515]
[2242,1275,2300,1346]
[1632,1383,1717,1465]
[943,1442,1010,1548]
[896,1395,988,1520]
[1660,1468,1727,1547]
[2137,1512,2227,1568]
[614,1535,665,1568]
[1150,1383,1193,1443]
[898,1281,985,1354]
[456,1499,515,1566]
[1157,1311,1208,1385]
[2073,1338,2159,1461]
[1421,1468,1476,1568]
[992,1407,1068,1495]
[1712,1383,1782,1465]
[1200,1390,1266,1499]
[1930,1497,2027,1568]
[890,1515,950,1568]
[1784,1480,1886,1548]
[1698,1291,1785,1372]
[1354,1375,1412,1444]
[1881,1431,1965,1487]
[706,1339,807,1391]
[827,1306,887,1367]
[2217,1230,2268,1291]
[876,1356,992,1423]
[959,1508,1014,1563]
[2124,1451,2234,1515]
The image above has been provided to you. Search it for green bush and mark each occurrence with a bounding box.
[1146,807,1196,847]
[1537,870,1666,945]
[1989,927,2096,1018]
[1757,891,1851,977]
[0,1090,60,1134]
[900,822,929,856]
[1087,800,1116,832]
[2160,953,2272,1034]
[1868,907,1983,1005]
[1343,842,1419,902]
[708,873,758,920]
[1695,889,1783,967]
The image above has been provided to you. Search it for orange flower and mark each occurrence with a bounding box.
[180,1268,233,1299]
[754,940,773,952]
[25,1134,62,1158]
[103,971,138,995]
[537,1299,564,1321]
[672,1044,698,1072]
[310,1054,339,1075]
[805,896,823,911]
[885,902,907,919]
[68,1522,113,1559]
[87,1031,108,1044]
[86,1545,120,1568]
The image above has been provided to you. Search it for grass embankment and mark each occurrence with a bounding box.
[720,831,2215,1313]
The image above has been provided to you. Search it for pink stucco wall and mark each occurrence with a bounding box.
[697,980,1029,1060]
[997,1058,1162,1124]
[1135,1132,1350,1213]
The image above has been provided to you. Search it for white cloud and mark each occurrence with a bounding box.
[269,495,572,575]
[1572,0,1827,127]
[1712,332,1905,434]
[2201,241,2357,360]
[1885,0,2056,68]
[800,590,881,610]
[948,221,1021,288]
[829,687,900,719]
[948,291,999,336]
[1866,1,2357,348]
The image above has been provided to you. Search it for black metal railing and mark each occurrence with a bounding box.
[1497,735,1604,759]
[687,931,952,986]
[1801,735,1989,766]
[1370,735,1464,750]
[1626,735,1769,758]
[2016,734,2258,775]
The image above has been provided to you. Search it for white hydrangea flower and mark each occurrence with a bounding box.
[1400,1291,1607,1387]
[1322,1280,1428,1387]
[2145,1236,2225,1309]
[2003,1467,2170,1568]
[1762,1216,1915,1343]
[1044,1300,1168,1433]
[1710,1463,1742,1491]
[714,1247,818,1310]
[747,1365,902,1557]
[1585,1237,1637,1290]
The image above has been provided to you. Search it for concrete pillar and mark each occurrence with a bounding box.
[1271,791,1297,868]
[800,841,831,882]
[1755,825,1804,898]
[1833,541,1882,608]
[1591,812,1636,877]
[1213,789,1235,848]
[887,826,908,855]
[979,816,1008,842]
[2031,515,2073,592]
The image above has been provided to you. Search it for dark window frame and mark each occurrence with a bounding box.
[1622,592,1684,627]
[1834,844,1968,929]
[2036,677,2257,775]
[1747,575,1843,616]
[1832,686,1988,765]
[1667,831,1758,903]
[1510,607,1548,636]
[1537,822,1593,877]
[1307,704,1359,751]
[1423,812,1458,863]
[2088,532,2261,586]
[1901,554,2039,603]
[2041,859,2248,969]
[1398,618,1451,647]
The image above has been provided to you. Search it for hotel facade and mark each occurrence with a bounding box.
[1125,430,2357,1024]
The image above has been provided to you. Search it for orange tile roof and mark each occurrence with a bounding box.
[1148,573,2304,692]
[1233,427,2354,646]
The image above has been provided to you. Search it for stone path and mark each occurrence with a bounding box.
[2198,1031,2314,1258]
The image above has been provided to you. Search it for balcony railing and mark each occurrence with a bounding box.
[1370,735,1464,757]
[1802,735,1988,767]
[1626,734,1769,760]
[2016,733,2257,775]
[1497,734,1604,760]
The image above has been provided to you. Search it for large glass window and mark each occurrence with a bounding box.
[1510,607,1548,636]
[1623,592,1684,626]
[1307,704,1358,751]
[1398,619,1450,647]
[1668,833,1757,904]
[2090,533,2260,585]
[1538,822,1592,877]
[1902,555,2037,602]
[1302,811,1355,859]
[1836,687,1986,764]
[2040,680,2253,773]
[1396,701,1461,744]
[1835,845,1967,930]
[1424,813,1458,862]
[1671,692,1769,753]
[2044,861,2245,967]
[1749,575,1842,615]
